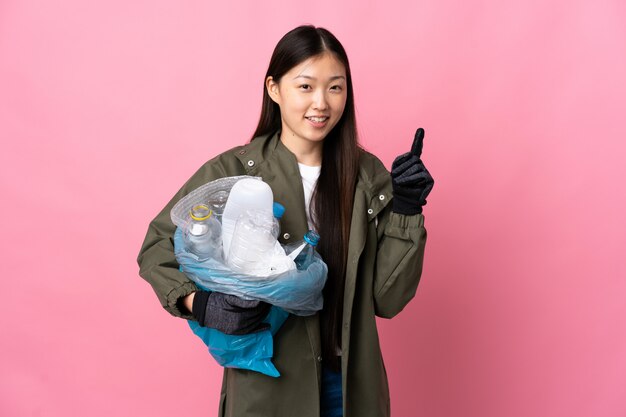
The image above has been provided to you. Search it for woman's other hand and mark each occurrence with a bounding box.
[190,291,271,335]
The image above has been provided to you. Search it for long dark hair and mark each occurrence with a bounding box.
[251,25,360,371]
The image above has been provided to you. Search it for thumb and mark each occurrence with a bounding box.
[411,128,425,158]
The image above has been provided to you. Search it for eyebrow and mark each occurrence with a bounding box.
[293,75,346,81]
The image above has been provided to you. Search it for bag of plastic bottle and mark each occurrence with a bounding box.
[172,176,327,315]
[170,176,328,377]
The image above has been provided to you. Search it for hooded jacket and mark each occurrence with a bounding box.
[137,130,427,417]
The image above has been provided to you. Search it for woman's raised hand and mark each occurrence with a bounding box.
[390,128,434,215]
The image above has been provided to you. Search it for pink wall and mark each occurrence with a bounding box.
[2,1,625,416]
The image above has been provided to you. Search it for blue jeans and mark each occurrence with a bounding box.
[320,366,343,417]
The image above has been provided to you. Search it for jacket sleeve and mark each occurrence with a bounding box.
[373,206,427,319]
[136,155,236,320]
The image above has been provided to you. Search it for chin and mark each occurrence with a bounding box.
[304,132,328,143]
[305,124,336,141]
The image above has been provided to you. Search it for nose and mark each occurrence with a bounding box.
[312,90,329,110]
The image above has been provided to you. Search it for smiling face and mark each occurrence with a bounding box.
[266,52,348,151]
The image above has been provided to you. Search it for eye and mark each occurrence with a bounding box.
[330,85,343,91]
[299,84,311,90]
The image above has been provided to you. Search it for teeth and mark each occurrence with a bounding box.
[308,116,328,122]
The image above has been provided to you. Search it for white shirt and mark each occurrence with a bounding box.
[298,162,321,230]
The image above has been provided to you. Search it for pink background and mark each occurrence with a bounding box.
[2,1,625,416]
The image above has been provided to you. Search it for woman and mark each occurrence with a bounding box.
[137,25,433,417]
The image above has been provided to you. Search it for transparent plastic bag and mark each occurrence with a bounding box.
[174,227,327,315]
[170,175,261,227]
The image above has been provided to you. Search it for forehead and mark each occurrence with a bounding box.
[287,53,346,79]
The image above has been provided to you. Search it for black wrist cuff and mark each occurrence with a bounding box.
[192,291,210,324]
[392,195,423,215]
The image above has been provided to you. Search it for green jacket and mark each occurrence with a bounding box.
[137,130,428,417]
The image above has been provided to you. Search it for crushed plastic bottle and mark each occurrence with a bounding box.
[183,204,222,261]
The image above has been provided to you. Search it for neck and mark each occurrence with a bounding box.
[279,130,323,166]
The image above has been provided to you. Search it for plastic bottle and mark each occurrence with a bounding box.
[272,202,285,239]
[206,190,229,222]
[221,178,274,259]
[284,230,321,270]
[226,209,280,276]
[183,204,222,261]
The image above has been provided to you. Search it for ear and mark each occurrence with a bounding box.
[266,76,281,104]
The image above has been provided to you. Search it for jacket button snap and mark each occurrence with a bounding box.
[367,208,374,215]
[247,160,255,167]
[283,233,290,240]
[238,150,246,155]
[379,194,385,201]
[317,356,322,362]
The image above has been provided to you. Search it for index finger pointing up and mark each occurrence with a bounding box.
[411,127,425,158]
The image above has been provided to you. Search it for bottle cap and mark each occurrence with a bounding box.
[190,204,213,221]
[303,230,320,246]
[273,202,286,219]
